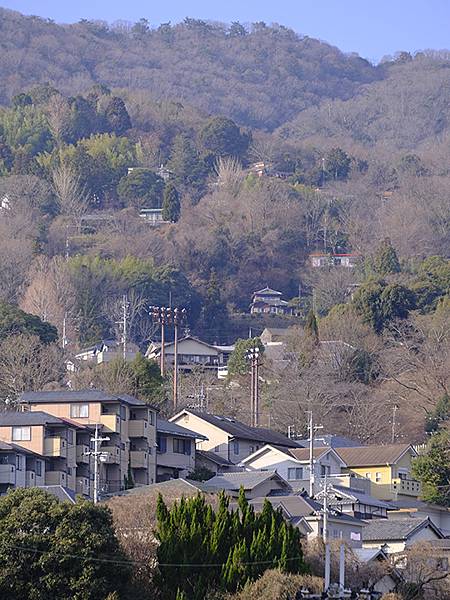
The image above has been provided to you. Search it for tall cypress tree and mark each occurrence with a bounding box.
[162,181,181,222]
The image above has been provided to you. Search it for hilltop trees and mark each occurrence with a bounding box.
[155,490,305,600]
[117,168,165,209]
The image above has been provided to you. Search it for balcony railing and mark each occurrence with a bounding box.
[44,437,67,458]
[128,420,148,438]
[45,471,67,486]
[392,477,422,497]
[130,450,148,469]
[0,464,15,485]
[76,477,90,496]
[100,414,120,433]
[101,445,121,465]
[76,444,90,463]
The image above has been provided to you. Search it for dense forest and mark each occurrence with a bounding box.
[0,8,449,444]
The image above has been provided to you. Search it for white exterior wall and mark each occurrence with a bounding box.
[363,525,441,554]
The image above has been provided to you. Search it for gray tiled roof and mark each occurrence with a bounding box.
[157,419,206,440]
[362,517,443,541]
[181,410,298,447]
[196,450,234,467]
[0,410,67,427]
[20,389,154,408]
[330,485,395,510]
[203,470,290,492]
[38,485,76,504]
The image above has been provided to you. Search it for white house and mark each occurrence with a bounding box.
[250,287,294,316]
[309,253,360,268]
[240,444,346,493]
[362,517,444,554]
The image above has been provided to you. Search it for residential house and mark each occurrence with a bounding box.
[195,450,235,475]
[20,389,158,495]
[250,287,294,316]
[362,517,444,554]
[74,339,138,365]
[309,252,360,268]
[139,208,168,225]
[146,336,234,375]
[295,434,361,449]
[0,440,37,494]
[326,484,394,520]
[387,497,450,537]
[170,409,298,465]
[156,419,206,482]
[336,444,421,502]
[352,548,399,595]
[249,494,365,548]
[260,327,290,345]
[0,411,77,494]
[240,444,346,493]
[203,470,292,499]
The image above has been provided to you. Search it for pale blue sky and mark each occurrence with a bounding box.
[2,0,449,63]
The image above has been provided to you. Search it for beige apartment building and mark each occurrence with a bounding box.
[20,389,158,495]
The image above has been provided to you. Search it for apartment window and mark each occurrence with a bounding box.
[287,468,304,481]
[67,429,74,445]
[120,405,127,421]
[36,460,42,477]
[173,438,191,455]
[70,404,89,418]
[233,441,240,456]
[157,436,167,453]
[321,465,331,476]
[375,472,382,482]
[149,411,154,425]
[15,455,23,471]
[67,467,73,476]
[333,529,339,539]
[365,473,371,479]
[213,445,221,453]
[12,426,31,441]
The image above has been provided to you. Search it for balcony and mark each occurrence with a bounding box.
[45,471,67,486]
[392,477,422,497]
[130,450,148,469]
[100,414,121,433]
[44,437,67,458]
[0,464,15,485]
[76,477,90,496]
[76,444,90,464]
[101,445,120,464]
[26,470,36,487]
[128,420,148,438]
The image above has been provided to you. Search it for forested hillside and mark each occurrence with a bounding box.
[0,7,449,443]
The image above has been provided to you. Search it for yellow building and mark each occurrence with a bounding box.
[336,444,421,501]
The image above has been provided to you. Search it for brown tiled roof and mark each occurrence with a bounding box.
[284,447,330,461]
[335,444,413,467]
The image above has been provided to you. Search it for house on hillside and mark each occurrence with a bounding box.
[362,517,444,554]
[139,208,169,225]
[260,327,290,345]
[146,336,234,374]
[156,419,206,482]
[75,339,138,365]
[309,252,360,268]
[250,287,294,316]
[169,409,298,465]
[240,444,346,493]
[336,444,421,502]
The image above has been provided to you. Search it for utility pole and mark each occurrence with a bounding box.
[173,307,187,412]
[317,474,331,593]
[89,425,110,504]
[62,313,68,349]
[307,411,323,497]
[391,404,399,443]
[122,295,130,359]
[246,346,261,427]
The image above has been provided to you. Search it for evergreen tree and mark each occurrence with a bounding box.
[117,168,165,209]
[199,116,250,159]
[227,337,264,377]
[168,133,208,188]
[162,181,181,222]
[104,96,132,135]
[304,309,319,343]
[412,431,450,506]
[374,238,401,275]
[200,269,229,341]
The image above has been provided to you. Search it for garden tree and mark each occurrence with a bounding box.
[412,431,450,506]
[199,116,250,159]
[117,168,165,209]
[324,147,351,181]
[161,181,181,222]
[0,334,64,403]
[155,489,305,600]
[0,488,129,599]
[227,337,264,377]
[0,301,57,343]
[373,238,401,275]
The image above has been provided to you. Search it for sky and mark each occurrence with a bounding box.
[2,0,450,63]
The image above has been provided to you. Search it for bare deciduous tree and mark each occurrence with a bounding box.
[51,162,90,223]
